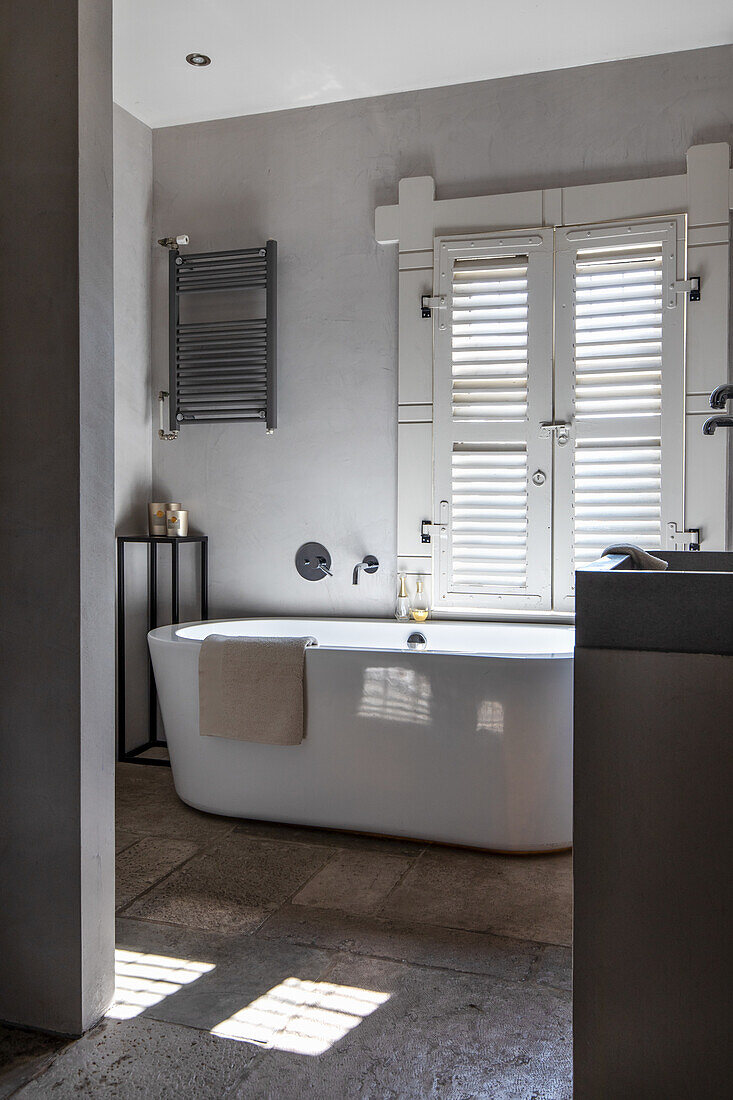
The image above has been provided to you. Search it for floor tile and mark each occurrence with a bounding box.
[531,944,572,992]
[137,746,170,760]
[234,818,427,856]
[0,1025,69,1100]
[116,836,200,910]
[233,953,572,1100]
[114,917,334,1034]
[116,763,236,844]
[13,1018,260,1100]
[115,831,141,854]
[123,834,333,934]
[108,762,572,1098]
[259,904,541,983]
[291,849,416,913]
[380,849,573,945]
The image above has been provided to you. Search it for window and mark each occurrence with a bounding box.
[432,218,685,613]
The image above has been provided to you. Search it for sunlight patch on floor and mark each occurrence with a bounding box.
[210,977,391,1055]
[107,949,215,1020]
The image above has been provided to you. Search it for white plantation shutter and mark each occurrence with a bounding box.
[432,231,554,611]
[553,219,685,608]
[451,445,530,589]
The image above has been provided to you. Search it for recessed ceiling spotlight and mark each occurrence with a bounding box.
[186,52,211,67]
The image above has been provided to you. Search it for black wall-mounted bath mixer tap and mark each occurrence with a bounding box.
[295,542,333,581]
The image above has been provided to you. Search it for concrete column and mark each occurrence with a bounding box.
[0,0,115,1034]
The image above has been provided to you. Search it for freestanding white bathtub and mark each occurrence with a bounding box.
[148,618,574,852]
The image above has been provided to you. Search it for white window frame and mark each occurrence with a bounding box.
[378,143,732,620]
[433,218,686,614]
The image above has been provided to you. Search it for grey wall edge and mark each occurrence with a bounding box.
[0,0,115,1034]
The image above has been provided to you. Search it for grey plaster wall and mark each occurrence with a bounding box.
[151,45,733,618]
[0,0,115,1034]
[114,105,154,749]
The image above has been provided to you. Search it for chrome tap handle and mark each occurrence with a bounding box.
[316,557,333,577]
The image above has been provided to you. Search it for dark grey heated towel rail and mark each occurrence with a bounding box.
[168,241,277,431]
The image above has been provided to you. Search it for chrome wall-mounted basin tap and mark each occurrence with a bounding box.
[353,555,379,585]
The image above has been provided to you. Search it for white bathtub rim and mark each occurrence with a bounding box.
[148,616,575,660]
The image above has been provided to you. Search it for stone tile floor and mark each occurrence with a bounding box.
[0,763,572,1098]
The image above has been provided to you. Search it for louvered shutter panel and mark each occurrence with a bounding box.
[432,232,554,611]
[553,220,685,607]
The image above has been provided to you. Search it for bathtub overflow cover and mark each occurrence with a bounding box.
[407,632,427,650]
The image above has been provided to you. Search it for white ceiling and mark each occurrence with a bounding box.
[114,0,733,129]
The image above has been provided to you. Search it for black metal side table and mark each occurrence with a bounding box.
[117,535,208,765]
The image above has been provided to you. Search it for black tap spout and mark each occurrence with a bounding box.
[702,415,733,436]
[709,384,733,410]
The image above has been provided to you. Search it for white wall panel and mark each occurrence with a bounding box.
[433,192,544,237]
[397,422,432,559]
[398,266,434,405]
[560,175,687,227]
[687,143,731,227]
[398,554,431,574]
[685,413,728,549]
[399,404,433,423]
[686,242,731,394]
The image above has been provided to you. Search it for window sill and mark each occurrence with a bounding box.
[428,607,575,625]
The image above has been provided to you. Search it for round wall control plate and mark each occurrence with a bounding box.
[295,542,332,581]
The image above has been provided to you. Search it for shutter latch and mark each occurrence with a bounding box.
[421,295,446,318]
[667,522,701,551]
[540,421,571,445]
[667,276,701,308]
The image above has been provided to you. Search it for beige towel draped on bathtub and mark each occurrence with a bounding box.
[199,635,315,745]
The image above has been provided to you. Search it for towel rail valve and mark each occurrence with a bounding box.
[158,391,179,441]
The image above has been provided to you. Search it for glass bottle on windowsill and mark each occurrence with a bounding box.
[395,575,411,622]
[410,579,429,622]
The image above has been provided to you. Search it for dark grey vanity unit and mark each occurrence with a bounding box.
[573,551,732,1098]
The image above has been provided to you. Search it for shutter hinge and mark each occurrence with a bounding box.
[667,276,700,308]
[421,502,449,543]
[421,295,446,319]
[667,522,701,551]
